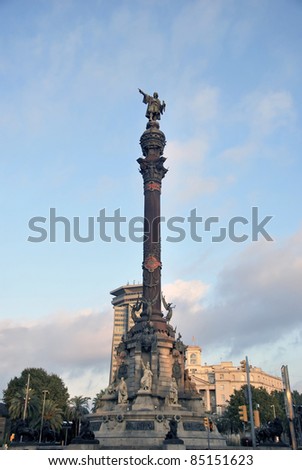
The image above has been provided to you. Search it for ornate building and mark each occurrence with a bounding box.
[186,345,283,414]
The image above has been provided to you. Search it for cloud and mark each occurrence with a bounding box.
[164,138,220,208]
[172,86,221,126]
[241,90,295,135]
[0,308,113,397]
[170,0,233,53]
[162,279,210,336]
[166,230,302,357]
[206,233,302,350]
[219,142,257,162]
[219,89,295,162]
[2,230,302,397]
[161,231,302,391]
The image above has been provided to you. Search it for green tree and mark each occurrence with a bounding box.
[42,399,63,432]
[220,385,302,439]
[3,368,69,429]
[68,396,90,436]
[292,390,302,406]
[269,390,286,421]
[221,387,247,434]
[8,387,39,421]
[220,385,290,434]
[91,390,106,413]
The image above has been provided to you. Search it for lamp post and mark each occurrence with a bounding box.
[281,365,297,449]
[20,373,31,443]
[22,373,31,421]
[270,404,276,419]
[241,356,256,449]
[39,390,49,443]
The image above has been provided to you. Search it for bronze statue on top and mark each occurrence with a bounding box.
[162,292,175,323]
[139,89,166,121]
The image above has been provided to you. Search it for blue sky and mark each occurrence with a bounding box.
[1,0,302,400]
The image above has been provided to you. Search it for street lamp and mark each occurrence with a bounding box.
[241,356,256,449]
[39,390,49,443]
[20,374,31,443]
[270,404,276,419]
[22,373,31,421]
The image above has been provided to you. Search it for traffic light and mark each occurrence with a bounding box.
[238,405,248,422]
[253,409,260,428]
[240,360,246,372]
[203,417,209,429]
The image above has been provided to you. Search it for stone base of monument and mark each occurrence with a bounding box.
[70,437,100,445]
[132,390,155,411]
[163,438,186,450]
[88,404,227,450]
[68,442,100,450]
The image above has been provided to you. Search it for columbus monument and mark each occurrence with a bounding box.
[89,90,226,449]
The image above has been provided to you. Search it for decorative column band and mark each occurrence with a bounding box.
[144,255,162,272]
[144,181,161,192]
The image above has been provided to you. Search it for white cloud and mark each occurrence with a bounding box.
[218,90,295,162]
[182,230,302,347]
[163,279,209,308]
[2,230,302,397]
[164,138,220,208]
[163,230,302,391]
[162,279,210,337]
[240,90,295,136]
[170,0,232,52]
[0,308,113,398]
[219,142,257,162]
[173,86,221,126]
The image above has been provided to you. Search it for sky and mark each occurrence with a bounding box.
[1,0,302,404]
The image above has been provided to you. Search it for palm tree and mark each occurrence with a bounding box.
[68,396,90,436]
[91,390,106,413]
[42,399,63,432]
[8,388,39,423]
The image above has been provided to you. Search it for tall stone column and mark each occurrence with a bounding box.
[137,120,167,327]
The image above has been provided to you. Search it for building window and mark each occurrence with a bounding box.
[220,374,224,380]
[208,373,215,384]
[190,353,197,365]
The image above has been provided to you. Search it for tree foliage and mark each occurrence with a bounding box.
[4,368,69,412]
[91,389,106,413]
[42,399,64,431]
[68,395,90,436]
[3,367,69,431]
[217,384,302,437]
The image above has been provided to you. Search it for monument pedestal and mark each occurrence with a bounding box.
[163,440,186,450]
[89,407,227,450]
[132,390,154,411]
